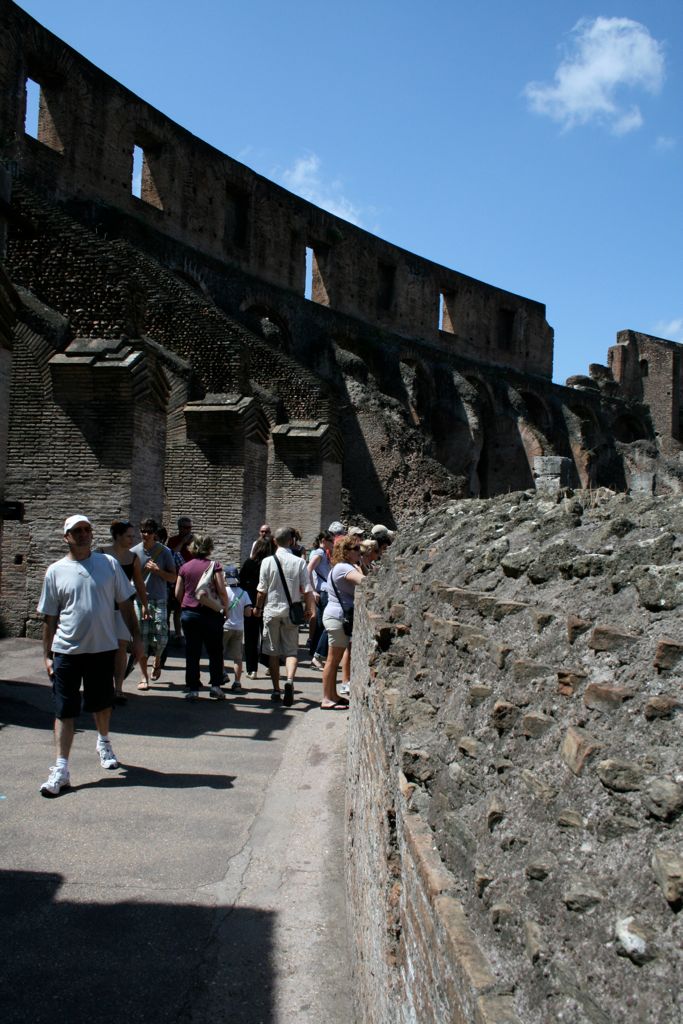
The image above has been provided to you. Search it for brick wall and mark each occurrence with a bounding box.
[347,593,522,1024]
[0,0,553,378]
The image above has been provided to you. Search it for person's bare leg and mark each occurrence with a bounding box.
[137,654,149,689]
[341,647,351,685]
[268,654,281,692]
[285,655,298,682]
[93,707,112,737]
[55,717,76,759]
[321,646,345,704]
[234,659,242,684]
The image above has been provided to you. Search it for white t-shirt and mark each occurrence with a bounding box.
[223,586,252,631]
[257,549,311,619]
[38,552,135,654]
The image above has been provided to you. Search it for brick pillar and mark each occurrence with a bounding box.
[268,421,343,545]
[166,395,269,564]
[1,334,169,636]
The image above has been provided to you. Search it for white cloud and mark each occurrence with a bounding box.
[280,153,363,226]
[524,17,665,134]
[655,135,676,151]
[655,318,683,342]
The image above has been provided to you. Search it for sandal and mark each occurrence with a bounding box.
[321,700,349,711]
[137,680,149,691]
[151,665,162,681]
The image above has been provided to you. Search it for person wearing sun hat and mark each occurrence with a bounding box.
[37,514,143,797]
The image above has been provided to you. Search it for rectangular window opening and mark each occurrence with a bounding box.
[497,308,515,351]
[132,145,144,199]
[225,185,248,249]
[305,246,313,300]
[131,142,163,210]
[439,290,455,334]
[24,77,41,139]
[377,261,395,312]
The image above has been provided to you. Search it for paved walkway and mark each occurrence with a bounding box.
[0,637,352,1024]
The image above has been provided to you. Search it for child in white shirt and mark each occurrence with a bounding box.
[222,566,252,691]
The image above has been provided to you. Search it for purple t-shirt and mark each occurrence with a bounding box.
[179,557,222,609]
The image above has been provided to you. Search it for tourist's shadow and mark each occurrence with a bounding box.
[72,763,235,791]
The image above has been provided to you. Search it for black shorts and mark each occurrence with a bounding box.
[51,651,116,719]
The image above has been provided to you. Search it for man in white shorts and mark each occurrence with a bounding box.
[37,514,143,797]
[254,527,314,706]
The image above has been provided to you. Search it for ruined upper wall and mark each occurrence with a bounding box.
[0,0,553,378]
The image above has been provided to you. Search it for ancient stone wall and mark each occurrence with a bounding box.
[348,490,683,1023]
[0,0,552,378]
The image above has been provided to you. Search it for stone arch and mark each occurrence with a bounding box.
[398,356,433,427]
[564,402,601,487]
[515,389,553,472]
[462,374,497,497]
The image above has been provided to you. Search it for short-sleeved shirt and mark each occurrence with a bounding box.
[179,557,223,609]
[257,549,311,619]
[38,552,135,654]
[326,562,357,619]
[308,547,330,593]
[224,586,251,631]
[130,541,176,603]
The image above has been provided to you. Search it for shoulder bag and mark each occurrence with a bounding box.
[273,554,305,626]
[195,560,223,613]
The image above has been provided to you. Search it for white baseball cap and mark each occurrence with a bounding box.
[63,514,92,534]
[328,520,346,535]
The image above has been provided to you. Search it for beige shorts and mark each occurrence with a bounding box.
[222,629,244,661]
[323,613,350,650]
[262,614,300,658]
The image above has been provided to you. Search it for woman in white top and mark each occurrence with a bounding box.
[321,535,364,709]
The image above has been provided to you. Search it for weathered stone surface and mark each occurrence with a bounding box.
[519,769,557,803]
[491,700,519,732]
[522,711,554,737]
[561,726,602,775]
[642,779,683,820]
[651,848,683,905]
[615,916,658,964]
[469,684,492,705]
[583,683,634,711]
[653,636,683,672]
[563,883,602,911]
[557,667,587,695]
[557,808,585,829]
[567,615,591,644]
[588,625,639,652]
[525,858,553,881]
[644,695,680,720]
[486,795,505,831]
[596,759,645,792]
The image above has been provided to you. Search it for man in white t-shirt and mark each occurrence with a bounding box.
[255,526,314,706]
[37,514,143,797]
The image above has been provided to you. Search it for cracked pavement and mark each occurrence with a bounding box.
[0,637,353,1024]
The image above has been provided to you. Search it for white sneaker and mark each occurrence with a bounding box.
[338,683,350,695]
[311,655,325,671]
[210,686,226,700]
[96,739,119,770]
[40,764,70,797]
[247,671,257,680]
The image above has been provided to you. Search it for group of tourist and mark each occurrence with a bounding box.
[36,511,395,797]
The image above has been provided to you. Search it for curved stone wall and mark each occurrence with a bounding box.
[348,489,683,1023]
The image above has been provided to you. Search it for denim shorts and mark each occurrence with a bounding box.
[51,650,116,719]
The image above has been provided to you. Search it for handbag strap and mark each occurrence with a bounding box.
[329,565,345,608]
[273,554,295,610]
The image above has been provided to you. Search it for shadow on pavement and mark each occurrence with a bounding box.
[0,677,320,742]
[1,869,276,1024]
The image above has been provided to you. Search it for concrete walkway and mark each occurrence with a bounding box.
[0,637,353,1024]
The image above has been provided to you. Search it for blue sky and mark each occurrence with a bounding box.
[14,1,682,384]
